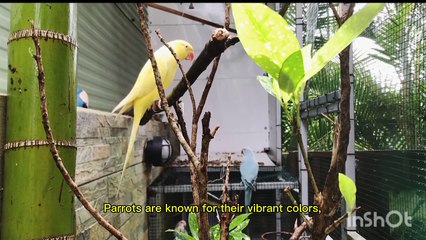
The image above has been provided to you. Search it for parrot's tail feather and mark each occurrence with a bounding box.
[116,102,133,116]
[116,98,147,196]
[244,189,253,208]
[112,94,134,114]
[242,179,256,191]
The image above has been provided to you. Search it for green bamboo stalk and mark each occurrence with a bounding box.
[2,3,77,239]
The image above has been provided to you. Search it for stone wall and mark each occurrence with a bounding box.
[75,108,178,239]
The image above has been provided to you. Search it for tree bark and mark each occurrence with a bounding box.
[311,3,354,239]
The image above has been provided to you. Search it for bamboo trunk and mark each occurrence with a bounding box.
[1,3,77,239]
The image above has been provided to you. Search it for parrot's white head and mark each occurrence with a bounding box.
[168,40,195,61]
[241,147,254,157]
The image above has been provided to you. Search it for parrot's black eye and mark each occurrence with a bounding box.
[185,45,188,49]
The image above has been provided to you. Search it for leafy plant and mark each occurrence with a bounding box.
[232,3,385,109]
[232,3,385,238]
[166,213,251,240]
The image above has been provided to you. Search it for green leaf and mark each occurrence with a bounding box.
[232,3,300,80]
[229,213,251,231]
[209,224,220,240]
[232,219,250,233]
[188,212,199,240]
[257,75,285,105]
[338,173,357,211]
[304,3,386,81]
[165,229,195,240]
[278,49,305,102]
[229,230,250,240]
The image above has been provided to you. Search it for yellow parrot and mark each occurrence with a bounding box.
[112,40,194,194]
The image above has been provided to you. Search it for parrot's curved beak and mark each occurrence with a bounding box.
[186,51,194,61]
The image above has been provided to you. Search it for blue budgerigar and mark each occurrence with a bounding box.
[77,86,89,108]
[240,147,259,207]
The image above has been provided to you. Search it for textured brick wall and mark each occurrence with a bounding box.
[75,108,178,239]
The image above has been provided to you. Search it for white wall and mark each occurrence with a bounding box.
[148,3,272,154]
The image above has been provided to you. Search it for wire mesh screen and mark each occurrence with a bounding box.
[355,3,425,151]
[282,3,425,240]
[282,3,425,152]
[355,5,426,238]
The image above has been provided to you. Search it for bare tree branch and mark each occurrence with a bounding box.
[220,154,232,240]
[146,3,237,34]
[137,34,239,125]
[284,187,312,229]
[325,207,360,235]
[224,3,231,29]
[137,3,199,168]
[30,21,127,240]
[329,3,342,26]
[173,102,190,144]
[279,3,291,17]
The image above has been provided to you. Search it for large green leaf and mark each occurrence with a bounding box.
[304,3,386,81]
[338,173,357,211]
[229,213,251,231]
[188,212,199,240]
[232,3,300,80]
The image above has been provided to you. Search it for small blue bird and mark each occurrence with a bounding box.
[174,219,187,240]
[240,147,259,207]
[77,86,89,108]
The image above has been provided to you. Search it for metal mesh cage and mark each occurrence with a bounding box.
[148,168,298,240]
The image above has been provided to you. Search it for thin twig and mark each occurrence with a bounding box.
[329,3,342,26]
[146,3,237,33]
[325,206,360,235]
[194,56,221,127]
[220,154,232,240]
[222,155,231,198]
[190,4,230,149]
[224,3,231,30]
[320,112,335,125]
[155,29,197,116]
[30,21,127,240]
[137,3,199,168]
[347,4,355,21]
[173,102,190,144]
[284,187,312,229]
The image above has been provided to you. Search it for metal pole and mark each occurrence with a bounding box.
[345,43,357,233]
[295,3,309,207]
